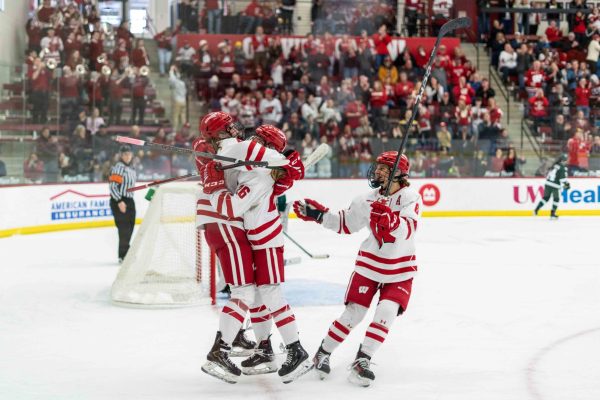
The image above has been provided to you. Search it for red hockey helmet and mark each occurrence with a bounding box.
[254,125,287,153]
[199,111,238,140]
[376,151,410,175]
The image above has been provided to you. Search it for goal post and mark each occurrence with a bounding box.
[111,183,216,307]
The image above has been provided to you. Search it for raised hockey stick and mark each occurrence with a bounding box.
[283,231,330,259]
[114,136,289,168]
[126,173,197,192]
[383,17,472,197]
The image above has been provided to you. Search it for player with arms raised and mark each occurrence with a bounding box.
[293,151,422,387]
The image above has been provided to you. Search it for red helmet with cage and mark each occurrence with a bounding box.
[255,125,287,153]
[376,151,410,175]
[199,111,236,140]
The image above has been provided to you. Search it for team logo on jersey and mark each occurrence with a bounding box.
[358,286,369,294]
[419,184,441,206]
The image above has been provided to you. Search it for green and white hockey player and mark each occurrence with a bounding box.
[534,154,570,219]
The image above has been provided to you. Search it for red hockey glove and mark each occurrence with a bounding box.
[370,200,400,232]
[202,161,226,194]
[282,150,305,181]
[293,198,329,223]
[192,138,215,172]
[273,174,294,196]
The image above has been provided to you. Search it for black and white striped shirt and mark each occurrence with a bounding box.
[109,161,137,201]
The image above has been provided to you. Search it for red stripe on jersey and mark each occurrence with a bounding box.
[197,199,211,206]
[328,330,344,343]
[369,322,389,335]
[271,304,290,318]
[337,211,342,234]
[365,331,386,343]
[413,220,418,231]
[196,210,243,222]
[248,224,283,246]
[333,320,350,335]
[225,195,235,218]
[357,251,416,265]
[355,260,417,275]
[216,191,226,214]
[246,215,280,235]
[222,306,244,323]
[402,217,412,240]
[255,145,265,162]
[250,305,267,313]
[342,211,351,234]
[274,315,296,328]
[245,141,257,171]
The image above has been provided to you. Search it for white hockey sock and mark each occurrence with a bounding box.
[219,299,249,345]
[322,319,351,354]
[249,304,273,342]
[360,300,398,357]
[271,304,299,345]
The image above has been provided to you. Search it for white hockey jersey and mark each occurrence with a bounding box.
[322,186,422,283]
[208,142,286,250]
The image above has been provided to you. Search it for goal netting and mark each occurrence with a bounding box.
[111,183,216,306]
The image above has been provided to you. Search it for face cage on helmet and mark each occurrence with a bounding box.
[367,162,407,189]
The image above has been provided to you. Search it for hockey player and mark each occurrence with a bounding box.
[194,112,280,383]
[203,125,313,383]
[293,151,422,387]
[534,154,570,219]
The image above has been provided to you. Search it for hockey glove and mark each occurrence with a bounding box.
[282,150,305,181]
[202,161,226,194]
[370,200,400,232]
[273,174,294,196]
[293,199,329,223]
[562,181,570,190]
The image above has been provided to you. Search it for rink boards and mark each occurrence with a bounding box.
[1,178,599,237]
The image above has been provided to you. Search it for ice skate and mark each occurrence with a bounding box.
[313,342,331,380]
[550,212,559,220]
[241,336,278,375]
[201,332,241,384]
[348,349,375,387]
[278,341,313,383]
[231,328,256,357]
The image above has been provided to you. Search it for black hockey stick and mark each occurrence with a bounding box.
[283,231,330,259]
[383,17,472,197]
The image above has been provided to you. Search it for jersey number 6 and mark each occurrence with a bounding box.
[237,185,250,199]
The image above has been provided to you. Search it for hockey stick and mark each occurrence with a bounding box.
[383,17,472,197]
[126,173,198,192]
[114,136,289,168]
[283,231,329,259]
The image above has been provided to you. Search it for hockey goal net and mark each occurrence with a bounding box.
[111,182,216,306]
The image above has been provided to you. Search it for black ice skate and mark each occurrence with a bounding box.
[231,328,256,357]
[348,348,375,387]
[313,341,331,380]
[550,212,559,220]
[240,336,278,375]
[201,332,241,384]
[278,341,314,383]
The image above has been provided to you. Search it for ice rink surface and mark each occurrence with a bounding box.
[1,217,599,400]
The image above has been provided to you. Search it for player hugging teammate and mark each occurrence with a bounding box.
[294,151,422,387]
[194,112,313,384]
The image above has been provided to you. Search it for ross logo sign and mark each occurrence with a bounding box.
[419,183,441,206]
[50,189,112,221]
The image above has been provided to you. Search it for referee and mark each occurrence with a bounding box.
[109,145,137,263]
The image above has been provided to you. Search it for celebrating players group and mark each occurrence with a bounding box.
[194,111,422,387]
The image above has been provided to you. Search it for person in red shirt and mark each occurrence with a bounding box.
[87,72,104,112]
[370,81,388,133]
[130,69,149,126]
[373,24,392,70]
[524,61,547,96]
[452,76,475,105]
[575,78,591,118]
[29,58,51,124]
[116,21,134,51]
[345,99,367,130]
[59,66,81,122]
[36,0,55,28]
[252,25,269,69]
[545,20,562,45]
[154,27,176,76]
[567,129,592,173]
[131,39,150,69]
[528,89,550,132]
[240,0,263,34]
[394,71,414,107]
[108,69,128,126]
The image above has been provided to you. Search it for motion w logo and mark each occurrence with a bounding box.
[358,286,369,294]
[513,186,544,204]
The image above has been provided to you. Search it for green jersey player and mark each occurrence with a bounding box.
[534,154,570,219]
